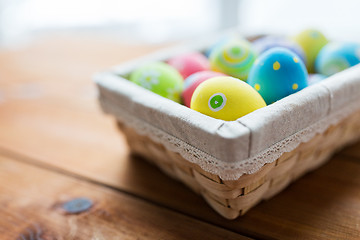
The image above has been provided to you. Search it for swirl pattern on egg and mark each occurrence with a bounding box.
[209,40,257,80]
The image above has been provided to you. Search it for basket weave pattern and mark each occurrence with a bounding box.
[118,109,360,219]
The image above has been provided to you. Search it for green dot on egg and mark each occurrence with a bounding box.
[231,46,241,56]
[209,94,225,110]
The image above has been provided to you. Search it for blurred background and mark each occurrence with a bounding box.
[0,0,359,46]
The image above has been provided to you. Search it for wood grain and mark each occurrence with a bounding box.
[341,141,360,159]
[1,33,360,239]
[0,155,250,240]
[0,33,166,192]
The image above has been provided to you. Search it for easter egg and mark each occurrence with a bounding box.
[315,42,360,76]
[130,62,183,103]
[182,71,225,107]
[190,76,266,121]
[205,36,245,57]
[293,29,328,72]
[168,52,209,79]
[247,47,308,105]
[209,40,257,80]
[308,74,326,85]
[252,36,306,64]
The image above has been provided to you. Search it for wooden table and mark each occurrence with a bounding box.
[0,32,359,240]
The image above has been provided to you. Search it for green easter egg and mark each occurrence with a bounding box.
[293,29,328,73]
[130,62,184,103]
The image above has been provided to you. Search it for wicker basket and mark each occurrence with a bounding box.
[117,110,360,219]
[95,34,360,219]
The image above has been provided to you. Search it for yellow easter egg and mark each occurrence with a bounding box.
[190,76,266,121]
[293,29,328,73]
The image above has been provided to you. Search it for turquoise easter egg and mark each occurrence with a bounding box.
[130,62,183,103]
[315,42,360,76]
[248,47,308,104]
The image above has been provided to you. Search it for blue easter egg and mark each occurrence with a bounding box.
[248,47,308,104]
[252,36,306,65]
[315,42,360,76]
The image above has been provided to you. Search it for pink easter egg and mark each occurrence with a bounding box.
[182,70,225,107]
[168,52,210,79]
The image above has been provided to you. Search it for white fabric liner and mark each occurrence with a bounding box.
[99,93,360,180]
